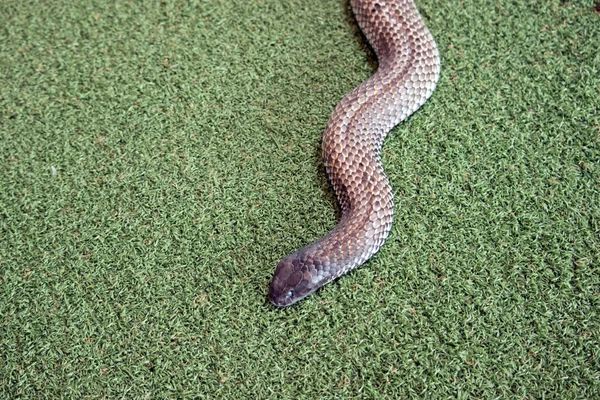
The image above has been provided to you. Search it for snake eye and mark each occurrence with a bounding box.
[285,290,294,299]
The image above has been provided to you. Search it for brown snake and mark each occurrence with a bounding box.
[269,0,440,306]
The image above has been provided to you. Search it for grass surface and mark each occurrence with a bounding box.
[1,0,599,398]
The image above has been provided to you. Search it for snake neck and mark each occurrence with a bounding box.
[269,189,393,306]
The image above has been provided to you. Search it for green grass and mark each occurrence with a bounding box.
[1,0,599,397]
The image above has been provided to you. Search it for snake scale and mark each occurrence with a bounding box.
[269,0,440,306]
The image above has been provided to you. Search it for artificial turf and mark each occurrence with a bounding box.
[1,0,599,398]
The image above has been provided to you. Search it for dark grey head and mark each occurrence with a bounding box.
[268,255,323,307]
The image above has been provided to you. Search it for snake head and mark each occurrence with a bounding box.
[268,255,322,307]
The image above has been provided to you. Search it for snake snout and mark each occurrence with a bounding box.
[268,277,294,307]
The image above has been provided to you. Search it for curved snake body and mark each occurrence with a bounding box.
[269,0,440,306]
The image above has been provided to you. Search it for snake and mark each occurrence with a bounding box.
[268,0,440,306]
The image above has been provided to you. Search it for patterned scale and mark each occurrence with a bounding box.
[269,0,440,306]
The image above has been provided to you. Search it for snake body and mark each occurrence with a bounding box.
[269,0,440,306]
